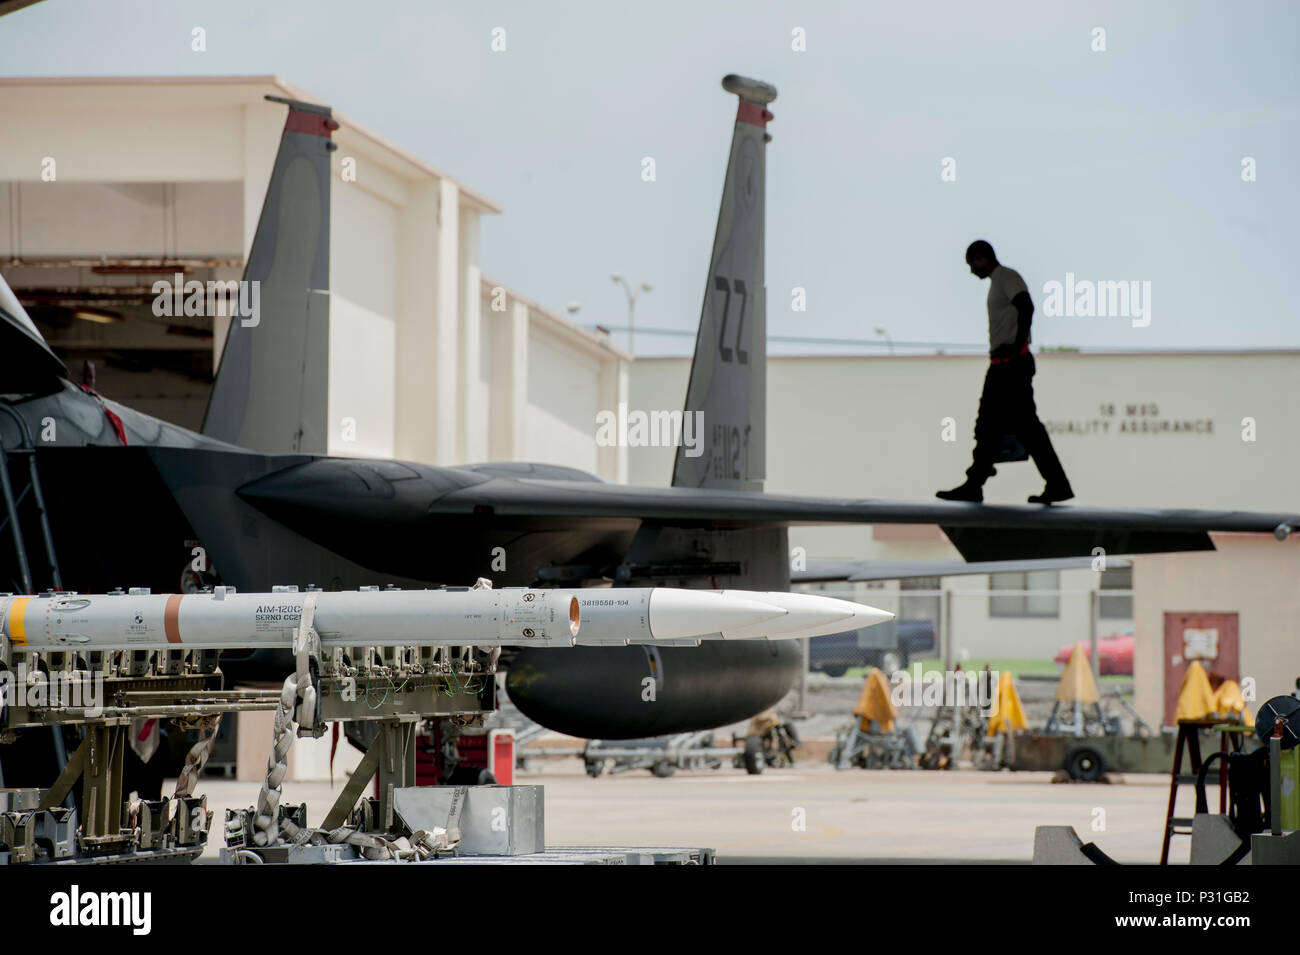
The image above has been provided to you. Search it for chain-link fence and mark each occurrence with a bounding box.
[795,581,1134,680]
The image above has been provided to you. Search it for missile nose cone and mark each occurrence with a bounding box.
[720,591,852,639]
[727,592,894,640]
[647,588,787,641]
[848,603,895,629]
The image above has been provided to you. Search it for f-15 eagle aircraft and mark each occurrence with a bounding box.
[1,78,1294,740]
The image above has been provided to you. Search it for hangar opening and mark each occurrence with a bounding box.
[3,179,244,430]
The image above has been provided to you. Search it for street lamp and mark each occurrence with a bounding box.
[874,326,895,355]
[611,274,653,353]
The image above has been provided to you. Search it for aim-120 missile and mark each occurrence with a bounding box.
[0,586,892,652]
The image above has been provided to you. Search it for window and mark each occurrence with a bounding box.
[900,576,940,626]
[988,570,1059,618]
[1098,566,1133,619]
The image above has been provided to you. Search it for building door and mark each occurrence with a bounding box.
[1162,612,1239,726]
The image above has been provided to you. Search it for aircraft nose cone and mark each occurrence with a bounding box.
[646,588,787,640]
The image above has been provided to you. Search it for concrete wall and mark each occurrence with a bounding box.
[480,279,629,478]
[526,325,603,473]
[328,162,400,457]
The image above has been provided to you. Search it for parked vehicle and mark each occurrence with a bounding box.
[810,618,937,677]
[1053,629,1135,676]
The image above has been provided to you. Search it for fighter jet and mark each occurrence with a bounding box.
[1,79,1295,740]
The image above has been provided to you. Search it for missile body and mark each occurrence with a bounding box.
[0,587,891,653]
[1,588,582,651]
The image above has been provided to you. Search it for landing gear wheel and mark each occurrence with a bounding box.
[1065,744,1105,782]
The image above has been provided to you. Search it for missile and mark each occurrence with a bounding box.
[0,585,888,653]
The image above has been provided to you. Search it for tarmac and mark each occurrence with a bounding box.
[189,671,1174,865]
[191,759,1185,864]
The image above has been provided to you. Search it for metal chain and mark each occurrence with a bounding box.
[278,815,454,861]
[252,596,319,846]
[252,672,299,846]
[249,667,461,859]
[173,714,222,799]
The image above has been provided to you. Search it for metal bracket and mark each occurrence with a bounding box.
[293,592,323,738]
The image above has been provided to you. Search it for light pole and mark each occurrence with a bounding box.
[611,274,652,353]
[874,326,895,354]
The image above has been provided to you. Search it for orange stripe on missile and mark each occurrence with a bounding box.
[164,594,184,644]
[7,596,30,646]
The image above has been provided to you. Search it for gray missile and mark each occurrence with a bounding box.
[0,585,884,653]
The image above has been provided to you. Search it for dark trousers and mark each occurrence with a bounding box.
[965,352,1070,487]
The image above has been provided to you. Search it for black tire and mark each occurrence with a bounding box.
[584,760,604,778]
[821,665,848,677]
[743,735,765,775]
[651,761,676,778]
[1065,745,1105,782]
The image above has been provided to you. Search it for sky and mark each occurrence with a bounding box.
[1,0,1297,356]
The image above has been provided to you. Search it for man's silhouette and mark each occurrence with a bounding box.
[937,240,1073,504]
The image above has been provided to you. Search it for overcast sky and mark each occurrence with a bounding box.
[2,0,1296,355]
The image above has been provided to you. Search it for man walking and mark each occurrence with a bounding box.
[937,240,1073,504]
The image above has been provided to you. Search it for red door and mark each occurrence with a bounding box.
[1162,612,1239,726]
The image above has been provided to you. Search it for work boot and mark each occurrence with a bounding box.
[1028,482,1074,505]
[936,482,983,503]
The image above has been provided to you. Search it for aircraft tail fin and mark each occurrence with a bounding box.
[671,75,776,492]
[201,96,336,453]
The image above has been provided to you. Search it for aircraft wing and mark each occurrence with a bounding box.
[446,479,1296,561]
[792,556,1130,583]
[238,460,1299,563]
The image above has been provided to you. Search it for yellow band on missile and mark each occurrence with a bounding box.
[7,596,29,646]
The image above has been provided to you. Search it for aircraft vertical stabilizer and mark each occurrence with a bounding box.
[671,75,776,492]
[201,96,336,453]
